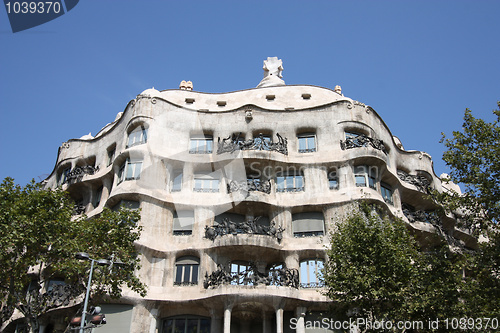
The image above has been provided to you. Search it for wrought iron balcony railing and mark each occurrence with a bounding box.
[204,263,299,289]
[340,133,387,154]
[217,133,288,155]
[226,179,271,194]
[65,165,99,184]
[204,217,284,242]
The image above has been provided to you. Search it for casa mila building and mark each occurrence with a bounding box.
[41,58,475,333]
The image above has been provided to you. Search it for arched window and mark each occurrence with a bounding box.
[127,125,148,148]
[300,259,324,288]
[174,256,199,286]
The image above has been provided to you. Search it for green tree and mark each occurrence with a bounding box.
[438,102,500,229]
[323,204,465,332]
[323,205,420,328]
[0,178,146,333]
[438,104,500,319]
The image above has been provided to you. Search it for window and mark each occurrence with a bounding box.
[59,167,71,185]
[230,261,253,285]
[297,133,316,153]
[292,212,325,237]
[253,133,272,150]
[344,131,369,147]
[107,147,116,166]
[215,212,246,225]
[173,210,194,236]
[118,159,142,183]
[112,200,140,211]
[94,186,103,208]
[127,125,148,148]
[381,182,394,205]
[193,176,219,193]
[268,263,284,286]
[276,172,304,192]
[189,135,213,154]
[174,256,199,286]
[46,278,66,292]
[354,165,377,189]
[300,259,324,288]
[171,171,183,192]
[328,169,339,190]
[162,316,210,333]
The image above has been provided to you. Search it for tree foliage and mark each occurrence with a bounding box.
[324,105,500,331]
[0,177,146,332]
[438,102,500,228]
[323,204,468,332]
[323,205,420,322]
[438,103,500,318]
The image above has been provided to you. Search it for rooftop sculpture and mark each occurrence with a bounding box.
[257,57,286,88]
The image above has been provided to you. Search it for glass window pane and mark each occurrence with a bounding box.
[172,173,182,191]
[183,265,192,283]
[307,136,315,148]
[277,176,284,190]
[175,265,183,284]
[199,319,210,333]
[298,137,306,151]
[300,261,308,284]
[126,162,134,179]
[197,141,206,153]
[186,319,198,333]
[135,162,142,178]
[174,319,185,333]
[190,140,197,152]
[163,319,174,333]
[369,176,376,189]
[295,176,303,189]
[206,139,213,153]
[355,175,366,186]
[191,265,199,283]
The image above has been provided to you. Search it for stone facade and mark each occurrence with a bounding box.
[39,59,475,333]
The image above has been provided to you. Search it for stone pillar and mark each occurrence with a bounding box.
[223,304,233,333]
[102,176,112,204]
[276,308,284,333]
[295,307,307,333]
[149,309,159,333]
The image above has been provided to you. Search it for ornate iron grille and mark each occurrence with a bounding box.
[217,133,288,155]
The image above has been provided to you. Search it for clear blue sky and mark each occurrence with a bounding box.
[1,0,499,186]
